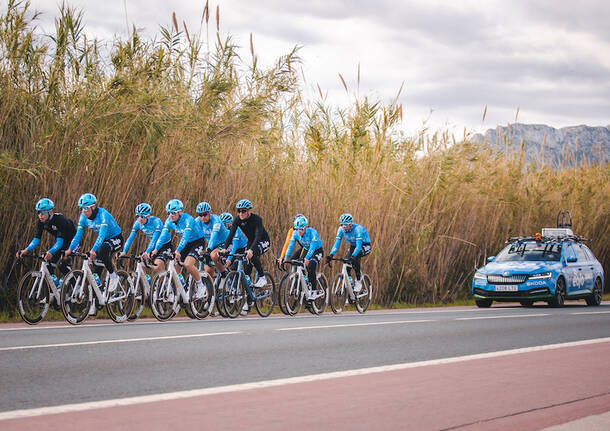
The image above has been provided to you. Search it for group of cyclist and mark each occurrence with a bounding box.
[18,193,372,313]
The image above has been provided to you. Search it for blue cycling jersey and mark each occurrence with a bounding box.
[284,227,323,260]
[330,223,371,257]
[122,216,166,254]
[69,207,122,252]
[155,212,204,252]
[227,227,248,261]
[196,214,228,250]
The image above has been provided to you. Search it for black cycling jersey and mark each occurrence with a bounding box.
[223,213,270,251]
[34,212,76,244]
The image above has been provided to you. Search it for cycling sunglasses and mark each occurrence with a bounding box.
[237,209,249,214]
[37,210,51,215]
[167,211,180,215]
[80,206,93,212]
[199,212,210,217]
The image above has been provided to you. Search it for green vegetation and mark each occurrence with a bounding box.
[1,1,608,316]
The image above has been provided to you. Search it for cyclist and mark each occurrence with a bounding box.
[325,213,371,293]
[195,202,228,278]
[221,199,270,288]
[278,213,305,265]
[64,193,123,294]
[220,212,248,270]
[281,215,323,298]
[152,199,207,300]
[119,203,170,272]
[17,198,76,276]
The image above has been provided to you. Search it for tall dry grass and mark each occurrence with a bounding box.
[1,1,608,313]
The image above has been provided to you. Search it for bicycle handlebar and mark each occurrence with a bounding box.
[327,256,352,264]
[118,254,154,268]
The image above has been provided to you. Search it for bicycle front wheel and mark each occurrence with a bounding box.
[355,274,373,313]
[277,273,292,316]
[311,273,328,315]
[329,273,347,314]
[150,272,176,321]
[106,270,134,323]
[254,271,275,317]
[128,273,146,321]
[283,273,303,316]
[61,270,92,325]
[223,271,246,319]
[17,270,51,325]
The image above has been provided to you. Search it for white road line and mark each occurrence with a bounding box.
[570,311,610,315]
[276,319,436,331]
[2,336,609,421]
[0,331,241,351]
[455,314,550,321]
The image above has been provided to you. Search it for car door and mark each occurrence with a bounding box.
[563,244,579,295]
[575,244,595,292]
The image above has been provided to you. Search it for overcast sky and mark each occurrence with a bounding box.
[25,0,610,135]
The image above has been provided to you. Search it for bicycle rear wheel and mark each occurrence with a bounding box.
[355,274,372,313]
[61,270,92,324]
[223,271,246,319]
[150,272,176,321]
[214,277,228,317]
[189,273,213,319]
[311,273,328,315]
[329,273,347,314]
[128,273,146,321]
[277,273,292,315]
[106,270,134,323]
[254,271,275,317]
[17,270,51,325]
[283,273,303,316]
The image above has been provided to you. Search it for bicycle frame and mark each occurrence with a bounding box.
[32,259,61,305]
[69,256,114,307]
[285,260,324,305]
[232,255,271,303]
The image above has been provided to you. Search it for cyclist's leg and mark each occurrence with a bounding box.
[251,240,270,278]
[153,241,173,272]
[51,248,71,276]
[183,239,205,282]
[99,234,124,275]
[351,243,372,280]
[307,248,324,290]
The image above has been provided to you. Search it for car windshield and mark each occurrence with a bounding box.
[495,242,562,262]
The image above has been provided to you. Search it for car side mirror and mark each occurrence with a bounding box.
[566,256,577,263]
[487,256,495,262]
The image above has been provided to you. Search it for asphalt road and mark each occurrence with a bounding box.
[1,303,610,415]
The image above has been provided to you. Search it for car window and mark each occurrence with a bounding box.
[564,245,577,261]
[581,245,596,261]
[575,244,589,262]
[495,242,562,262]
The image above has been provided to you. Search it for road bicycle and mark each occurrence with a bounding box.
[149,257,213,321]
[119,255,155,321]
[221,253,275,318]
[15,255,64,324]
[278,259,328,315]
[327,256,372,313]
[61,252,134,324]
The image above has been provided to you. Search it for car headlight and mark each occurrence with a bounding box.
[474,272,487,280]
[529,272,552,279]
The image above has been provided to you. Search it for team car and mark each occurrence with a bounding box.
[472,218,605,308]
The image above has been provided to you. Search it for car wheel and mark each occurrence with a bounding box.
[520,300,534,307]
[548,277,565,308]
[475,299,492,308]
[585,278,602,306]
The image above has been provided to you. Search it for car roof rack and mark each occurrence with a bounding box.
[506,234,588,244]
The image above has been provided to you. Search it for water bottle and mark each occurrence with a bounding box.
[304,273,309,286]
[93,273,101,286]
[145,274,152,284]
[58,277,64,289]
[348,275,353,287]
[245,275,251,286]
[51,274,59,286]
[178,274,185,285]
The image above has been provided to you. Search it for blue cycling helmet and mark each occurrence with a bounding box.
[292,213,304,222]
[236,199,253,210]
[135,202,152,217]
[220,212,233,225]
[196,201,211,214]
[78,193,97,208]
[165,199,184,213]
[294,216,308,230]
[35,198,54,213]
[339,213,353,224]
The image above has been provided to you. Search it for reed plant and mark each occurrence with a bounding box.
[1,1,608,314]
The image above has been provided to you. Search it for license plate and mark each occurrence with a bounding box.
[495,285,518,292]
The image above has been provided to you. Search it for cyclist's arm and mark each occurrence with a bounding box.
[154,220,172,252]
[223,219,238,249]
[146,226,162,254]
[177,226,192,252]
[48,237,64,255]
[25,221,45,252]
[280,228,293,258]
[208,218,221,251]
[329,228,343,256]
[122,221,139,254]
[284,231,298,260]
[91,211,111,252]
[68,214,87,250]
